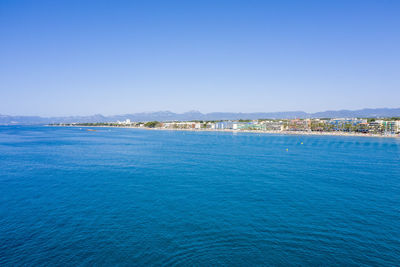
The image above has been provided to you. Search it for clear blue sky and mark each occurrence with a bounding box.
[1,0,399,116]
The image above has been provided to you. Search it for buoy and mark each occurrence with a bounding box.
[286,148,289,151]
[301,142,303,145]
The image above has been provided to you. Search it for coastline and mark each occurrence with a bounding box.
[49,125,400,138]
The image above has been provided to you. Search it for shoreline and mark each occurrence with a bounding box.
[49,125,400,138]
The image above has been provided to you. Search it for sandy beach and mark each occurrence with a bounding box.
[52,125,400,138]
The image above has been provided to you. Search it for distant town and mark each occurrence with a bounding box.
[51,117,400,137]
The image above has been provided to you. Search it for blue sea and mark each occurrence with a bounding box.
[0,126,399,266]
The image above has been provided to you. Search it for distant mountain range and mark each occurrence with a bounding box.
[1,108,400,125]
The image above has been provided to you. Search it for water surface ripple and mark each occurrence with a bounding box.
[0,126,399,266]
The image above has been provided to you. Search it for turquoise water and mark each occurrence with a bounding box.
[0,126,399,266]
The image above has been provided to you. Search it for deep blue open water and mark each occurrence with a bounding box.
[0,126,399,266]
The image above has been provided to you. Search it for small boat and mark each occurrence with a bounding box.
[86,129,97,132]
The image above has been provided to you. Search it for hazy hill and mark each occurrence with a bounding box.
[1,108,399,125]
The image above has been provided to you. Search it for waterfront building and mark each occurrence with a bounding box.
[396,121,400,133]
[215,121,233,129]
[261,120,284,131]
[368,120,383,134]
[382,121,398,133]
[288,119,309,131]
[125,118,400,135]
[328,118,364,131]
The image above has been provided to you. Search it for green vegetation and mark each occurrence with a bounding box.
[144,121,161,128]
